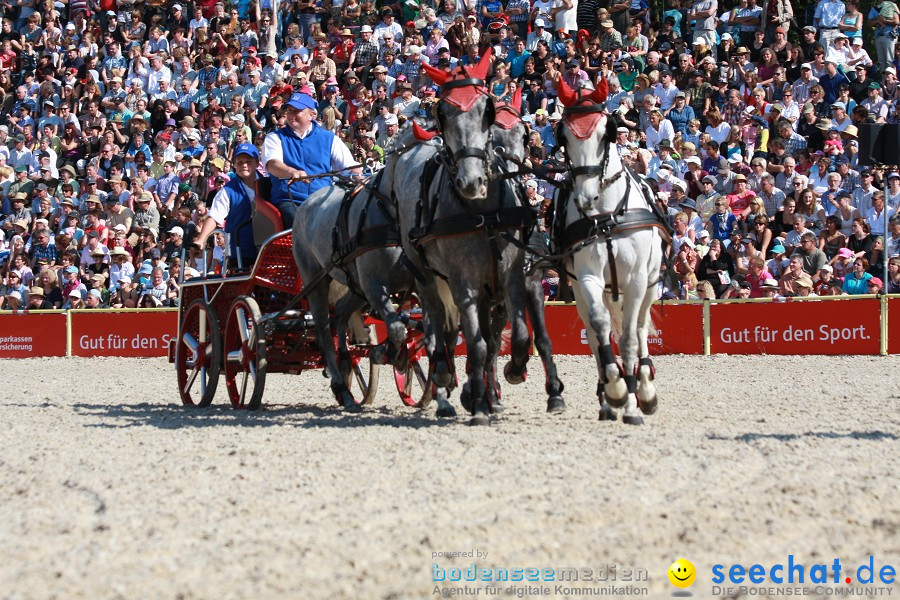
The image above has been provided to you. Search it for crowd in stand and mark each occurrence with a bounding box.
[1,0,900,310]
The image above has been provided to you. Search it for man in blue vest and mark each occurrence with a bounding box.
[262,91,361,230]
[197,142,261,267]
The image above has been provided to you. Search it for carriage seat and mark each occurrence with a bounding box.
[253,178,284,247]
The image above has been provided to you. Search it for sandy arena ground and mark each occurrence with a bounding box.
[1,354,899,600]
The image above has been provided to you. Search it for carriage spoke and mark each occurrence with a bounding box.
[237,308,250,343]
[183,363,201,395]
[240,369,249,401]
[183,332,198,353]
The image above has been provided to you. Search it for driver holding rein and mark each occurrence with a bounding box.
[262,91,362,230]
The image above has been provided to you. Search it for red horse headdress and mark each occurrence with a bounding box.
[422,47,493,112]
[493,85,523,130]
[557,76,609,140]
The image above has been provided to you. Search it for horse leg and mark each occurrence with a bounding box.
[421,311,457,418]
[618,280,645,426]
[367,296,408,369]
[525,272,565,413]
[458,298,490,426]
[635,288,658,416]
[574,272,626,405]
[483,305,503,413]
[502,270,531,387]
[572,280,617,421]
[307,285,361,413]
[417,281,454,389]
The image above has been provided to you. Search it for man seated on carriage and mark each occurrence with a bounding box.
[261,91,361,231]
[196,143,264,268]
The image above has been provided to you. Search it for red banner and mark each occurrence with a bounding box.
[710,299,881,355]
[888,298,900,355]
[0,311,67,358]
[70,310,178,357]
[543,302,704,355]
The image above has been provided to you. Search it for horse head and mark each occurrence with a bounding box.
[556,77,617,212]
[423,47,496,202]
[492,84,528,171]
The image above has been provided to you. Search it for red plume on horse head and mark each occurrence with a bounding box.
[466,45,493,81]
[591,76,608,103]
[422,61,450,86]
[557,77,578,107]
[557,76,608,106]
[509,82,523,113]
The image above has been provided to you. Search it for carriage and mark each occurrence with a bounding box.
[167,211,431,412]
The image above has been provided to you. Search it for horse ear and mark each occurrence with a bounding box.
[510,84,523,114]
[423,62,450,86]
[469,45,493,81]
[591,76,609,103]
[557,77,577,107]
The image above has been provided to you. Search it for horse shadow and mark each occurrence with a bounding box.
[707,431,898,443]
[72,401,457,430]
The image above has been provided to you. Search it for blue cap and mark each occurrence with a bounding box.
[233,142,259,160]
[139,264,153,274]
[287,92,317,111]
[65,266,78,274]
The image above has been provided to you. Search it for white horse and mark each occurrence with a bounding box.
[553,78,669,425]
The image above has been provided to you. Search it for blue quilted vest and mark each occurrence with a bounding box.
[268,123,334,206]
[222,176,257,263]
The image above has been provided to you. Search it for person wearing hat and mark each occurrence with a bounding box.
[1,192,31,233]
[24,285,52,310]
[195,143,260,262]
[726,173,757,222]
[132,191,161,239]
[262,91,361,230]
[861,81,889,122]
[814,58,848,106]
[374,7,402,46]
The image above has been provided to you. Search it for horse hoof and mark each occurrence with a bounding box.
[433,365,452,388]
[467,414,491,426]
[547,396,566,413]
[391,344,409,371]
[436,405,457,418]
[460,384,474,414]
[492,398,505,414]
[623,414,644,426]
[369,343,389,366]
[640,396,658,416]
[343,402,363,414]
[604,392,628,409]
[598,402,617,421]
[503,361,526,385]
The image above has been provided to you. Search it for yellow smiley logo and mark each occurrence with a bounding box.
[668,558,697,588]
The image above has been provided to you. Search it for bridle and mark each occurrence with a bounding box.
[435,74,496,191]
[558,101,624,197]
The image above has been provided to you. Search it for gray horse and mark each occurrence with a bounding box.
[392,50,534,425]
[291,122,441,411]
[491,92,565,414]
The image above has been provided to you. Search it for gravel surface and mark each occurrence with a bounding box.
[2,355,899,600]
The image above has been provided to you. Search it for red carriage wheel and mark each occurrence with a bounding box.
[394,356,432,408]
[349,353,380,406]
[223,296,267,410]
[175,299,222,407]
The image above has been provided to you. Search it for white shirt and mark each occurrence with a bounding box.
[209,178,257,226]
[262,125,357,175]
